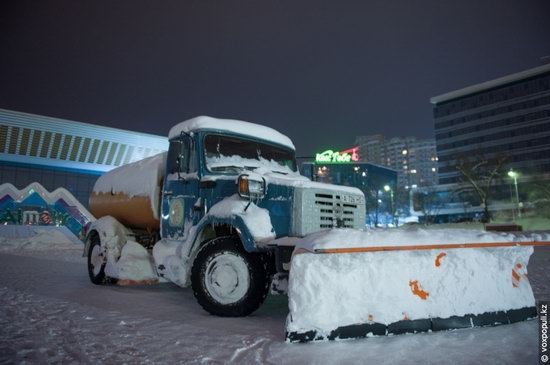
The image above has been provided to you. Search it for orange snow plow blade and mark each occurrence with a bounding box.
[286,240,550,343]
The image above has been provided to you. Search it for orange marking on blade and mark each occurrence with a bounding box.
[435,252,446,267]
[512,266,522,288]
[409,280,429,300]
[516,263,522,269]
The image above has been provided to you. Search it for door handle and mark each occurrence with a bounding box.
[163,190,173,196]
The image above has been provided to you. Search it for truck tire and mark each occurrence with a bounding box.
[191,237,271,317]
[87,233,118,285]
[87,233,107,284]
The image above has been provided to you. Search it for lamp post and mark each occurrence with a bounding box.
[507,170,521,219]
[384,185,395,226]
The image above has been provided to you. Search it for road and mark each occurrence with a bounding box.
[0,244,548,364]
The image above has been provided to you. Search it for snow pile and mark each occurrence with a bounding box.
[90,216,157,282]
[92,152,166,219]
[0,226,79,251]
[287,228,545,339]
[105,241,158,282]
[168,116,295,150]
[0,226,84,262]
[207,194,275,243]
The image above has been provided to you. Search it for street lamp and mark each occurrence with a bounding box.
[384,185,395,226]
[507,169,521,219]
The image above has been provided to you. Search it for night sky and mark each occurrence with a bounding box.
[1,1,549,157]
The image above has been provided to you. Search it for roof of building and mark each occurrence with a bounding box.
[0,108,168,173]
[430,63,550,105]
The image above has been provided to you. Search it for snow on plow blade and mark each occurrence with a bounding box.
[286,236,550,343]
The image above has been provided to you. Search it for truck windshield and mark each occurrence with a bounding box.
[204,134,297,173]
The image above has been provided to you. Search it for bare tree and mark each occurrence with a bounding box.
[413,185,449,225]
[455,155,507,222]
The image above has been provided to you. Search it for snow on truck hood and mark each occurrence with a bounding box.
[168,116,295,150]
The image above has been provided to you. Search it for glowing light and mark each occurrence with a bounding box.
[315,147,359,163]
[432,167,436,172]
[402,149,408,155]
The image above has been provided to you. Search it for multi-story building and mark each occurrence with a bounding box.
[354,135,438,189]
[0,108,168,207]
[431,63,550,187]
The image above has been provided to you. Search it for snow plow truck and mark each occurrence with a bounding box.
[85,116,548,343]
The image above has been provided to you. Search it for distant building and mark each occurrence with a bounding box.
[354,135,438,189]
[0,109,168,207]
[431,63,550,186]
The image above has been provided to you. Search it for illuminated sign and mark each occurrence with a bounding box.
[315,147,359,163]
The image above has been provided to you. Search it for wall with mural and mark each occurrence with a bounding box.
[0,182,95,240]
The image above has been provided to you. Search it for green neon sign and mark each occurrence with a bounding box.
[315,148,359,163]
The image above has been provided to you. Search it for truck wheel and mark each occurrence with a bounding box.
[191,237,271,317]
[87,234,107,284]
[87,234,118,285]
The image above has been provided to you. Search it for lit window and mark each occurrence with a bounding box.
[410,169,417,174]
[432,167,436,172]
[402,149,408,155]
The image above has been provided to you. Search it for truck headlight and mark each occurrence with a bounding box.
[238,175,266,199]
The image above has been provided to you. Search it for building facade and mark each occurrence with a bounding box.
[0,108,168,207]
[354,135,438,189]
[432,64,550,186]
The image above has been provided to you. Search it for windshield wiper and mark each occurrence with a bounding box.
[210,165,244,172]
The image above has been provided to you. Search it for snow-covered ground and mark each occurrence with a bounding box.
[0,228,548,364]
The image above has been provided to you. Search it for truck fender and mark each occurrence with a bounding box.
[177,215,267,289]
[190,215,258,254]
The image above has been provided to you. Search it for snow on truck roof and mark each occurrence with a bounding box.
[168,116,295,150]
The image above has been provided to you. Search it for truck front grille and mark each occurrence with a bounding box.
[292,188,365,237]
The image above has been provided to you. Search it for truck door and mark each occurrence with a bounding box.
[161,136,200,239]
